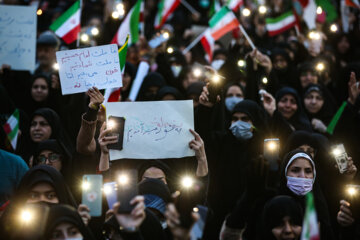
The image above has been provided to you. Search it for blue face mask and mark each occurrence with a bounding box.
[229,120,253,140]
[225,96,243,112]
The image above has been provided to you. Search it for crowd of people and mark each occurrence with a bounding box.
[1,0,360,239]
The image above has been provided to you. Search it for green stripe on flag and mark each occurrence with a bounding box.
[50,1,80,31]
[157,0,165,25]
[326,101,347,135]
[129,0,142,44]
[7,109,19,140]
[118,34,129,72]
[209,6,230,28]
[316,0,338,22]
[265,11,293,24]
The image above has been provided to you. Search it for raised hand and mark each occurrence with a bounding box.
[348,71,360,105]
[86,87,104,110]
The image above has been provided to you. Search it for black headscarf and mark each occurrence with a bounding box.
[155,86,183,100]
[45,204,95,240]
[121,62,137,100]
[303,83,337,125]
[275,87,312,131]
[259,195,303,240]
[137,72,166,101]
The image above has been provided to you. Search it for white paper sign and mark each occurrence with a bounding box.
[105,100,195,160]
[0,5,37,71]
[56,44,122,95]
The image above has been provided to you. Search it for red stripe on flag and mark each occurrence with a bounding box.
[231,0,243,11]
[108,89,121,102]
[62,24,80,44]
[155,0,181,29]
[111,33,118,45]
[212,19,239,40]
[3,123,11,134]
[200,36,212,62]
[268,22,296,37]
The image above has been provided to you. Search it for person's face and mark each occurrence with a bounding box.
[30,115,52,142]
[27,182,59,204]
[298,144,315,159]
[277,94,298,120]
[141,167,167,184]
[37,45,56,67]
[304,91,324,114]
[231,112,253,126]
[337,36,350,54]
[50,222,83,240]
[272,216,302,240]
[162,94,176,100]
[37,150,62,171]
[122,73,132,91]
[286,158,314,179]
[226,85,243,98]
[300,71,318,89]
[273,55,288,70]
[31,78,49,102]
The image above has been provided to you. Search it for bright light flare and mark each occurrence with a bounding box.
[262,77,268,84]
[308,31,321,40]
[53,63,59,70]
[332,148,341,157]
[267,142,277,151]
[237,59,246,67]
[107,119,116,130]
[116,3,124,11]
[118,174,129,185]
[112,11,120,19]
[242,8,251,17]
[103,185,112,195]
[193,68,202,78]
[91,27,99,36]
[316,6,323,15]
[258,5,267,14]
[316,62,325,72]
[163,32,170,39]
[193,207,199,212]
[330,24,338,32]
[81,33,89,42]
[348,186,357,196]
[167,47,174,54]
[181,176,194,188]
[37,9,43,16]
[212,75,221,83]
[20,210,33,223]
[82,181,90,190]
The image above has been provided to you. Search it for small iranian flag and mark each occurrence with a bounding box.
[200,29,215,62]
[209,6,240,40]
[154,0,181,29]
[346,0,360,8]
[266,11,297,36]
[209,0,221,17]
[227,0,243,12]
[3,109,20,150]
[105,35,129,102]
[50,0,81,44]
[111,0,142,46]
[301,193,320,240]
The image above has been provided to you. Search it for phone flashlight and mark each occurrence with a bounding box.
[193,68,203,78]
[242,8,251,17]
[53,63,59,70]
[347,186,357,196]
[163,32,170,39]
[237,59,246,68]
[316,6,323,15]
[315,62,325,72]
[20,209,33,224]
[167,47,174,54]
[82,180,90,190]
[258,5,267,14]
[80,33,89,43]
[118,174,129,185]
[90,27,99,36]
[330,24,338,32]
[345,184,360,218]
[103,184,113,195]
[181,176,194,189]
[107,119,116,130]
[308,31,321,40]
[332,144,348,174]
[262,77,268,84]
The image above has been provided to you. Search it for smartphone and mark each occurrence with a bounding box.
[176,178,203,228]
[264,138,280,170]
[117,169,138,213]
[82,175,103,217]
[107,116,125,150]
[104,182,117,209]
[332,144,348,174]
[345,184,360,219]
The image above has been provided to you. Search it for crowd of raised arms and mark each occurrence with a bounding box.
[0,0,360,240]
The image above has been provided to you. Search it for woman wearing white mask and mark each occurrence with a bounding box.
[279,150,336,240]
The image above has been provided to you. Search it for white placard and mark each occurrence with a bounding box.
[105,100,195,160]
[56,44,122,95]
[0,5,37,71]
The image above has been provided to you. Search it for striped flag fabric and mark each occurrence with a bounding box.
[111,0,142,46]
[154,0,181,30]
[265,11,297,36]
[3,109,20,150]
[227,0,243,12]
[200,29,215,62]
[346,0,360,8]
[139,0,145,35]
[104,35,129,102]
[209,6,240,40]
[301,193,320,240]
[50,0,81,44]
[209,0,221,17]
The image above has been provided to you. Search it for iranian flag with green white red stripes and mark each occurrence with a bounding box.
[154,0,181,29]
[265,11,297,37]
[3,109,19,150]
[50,1,81,44]
[301,193,320,240]
[209,6,239,40]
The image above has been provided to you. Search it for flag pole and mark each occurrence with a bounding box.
[238,24,256,50]
[180,0,200,15]
[182,30,206,54]
[76,0,83,48]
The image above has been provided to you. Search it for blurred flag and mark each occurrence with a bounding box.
[111,0,142,45]
[209,6,239,40]
[139,0,145,35]
[327,101,347,135]
[209,0,221,17]
[227,0,244,12]
[200,29,215,62]
[154,0,181,29]
[316,0,338,22]
[265,11,297,36]
[293,0,317,29]
[301,193,320,240]
[346,0,360,8]
[105,35,129,102]
[3,109,19,150]
[50,0,81,44]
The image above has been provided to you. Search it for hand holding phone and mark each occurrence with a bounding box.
[82,175,103,217]
[117,169,138,213]
[332,144,348,174]
[107,116,125,150]
[264,138,280,170]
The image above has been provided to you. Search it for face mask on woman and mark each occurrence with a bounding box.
[171,65,182,78]
[225,96,243,112]
[229,120,253,140]
[286,176,313,196]
[211,59,225,70]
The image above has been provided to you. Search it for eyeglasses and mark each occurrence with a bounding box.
[37,153,61,164]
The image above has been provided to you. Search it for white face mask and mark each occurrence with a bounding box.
[229,120,253,140]
[211,59,225,70]
[286,176,313,196]
[225,96,243,112]
[171,65,182,78]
